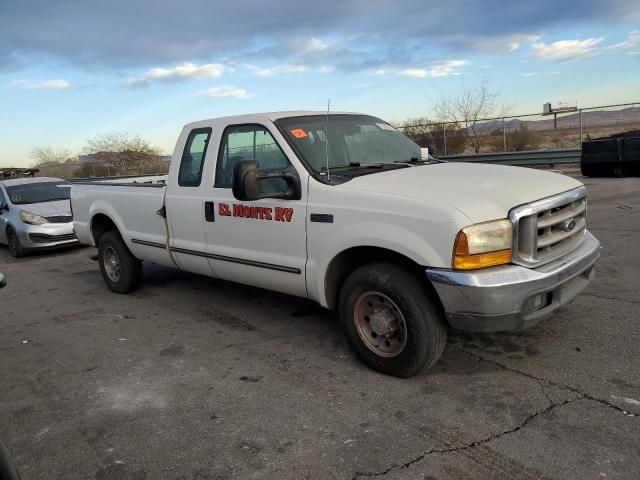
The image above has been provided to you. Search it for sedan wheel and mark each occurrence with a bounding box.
[7,229,25,258]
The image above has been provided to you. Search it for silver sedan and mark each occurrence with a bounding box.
[0,177,78,257]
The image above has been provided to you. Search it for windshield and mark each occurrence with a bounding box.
[276,115,421,174]
[5,181,71,205]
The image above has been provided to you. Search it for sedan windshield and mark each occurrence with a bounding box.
[5,181,71,205]
[276,115,422,175]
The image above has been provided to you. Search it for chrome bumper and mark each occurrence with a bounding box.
[426,231,601,332]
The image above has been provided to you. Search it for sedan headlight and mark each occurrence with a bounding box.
[20,210,49,225]
[453,219,512,270]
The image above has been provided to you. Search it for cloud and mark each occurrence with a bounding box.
[520,71,560,77]
[10,79,69,89]
[398,60,467,78]
[201,85,248,98]
[446,33,541,54]
[298,37,329,54]
[3,0,638,72]
[245,64,309,77]
[607,30,640,50]
[126,62,230,87]
[531,31,640,61]
[531,37,604,61]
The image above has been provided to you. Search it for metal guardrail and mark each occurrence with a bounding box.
[440,148,581,166]
[61,150,579,183]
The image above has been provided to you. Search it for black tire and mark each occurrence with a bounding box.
[6,228,25,258]
[339,262,447,378]
[0,440,22,480]
[98,230,142,294]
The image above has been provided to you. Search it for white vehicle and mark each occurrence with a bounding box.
[72,112,600,377]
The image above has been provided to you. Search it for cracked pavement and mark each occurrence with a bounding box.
[1,177,639,479]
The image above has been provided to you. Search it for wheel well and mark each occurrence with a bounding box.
[324,246,428,311]
[91,214,118,246]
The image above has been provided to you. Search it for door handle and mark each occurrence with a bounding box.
[204,201,215,222]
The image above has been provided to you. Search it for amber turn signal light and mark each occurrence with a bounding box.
[452,220,513,270]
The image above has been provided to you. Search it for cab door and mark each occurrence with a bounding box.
[202,122,308,297]
[165,126,217,277]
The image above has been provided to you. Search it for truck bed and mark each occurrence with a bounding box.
[71,178,173,267]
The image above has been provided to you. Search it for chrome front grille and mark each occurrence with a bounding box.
[509,187,588,267]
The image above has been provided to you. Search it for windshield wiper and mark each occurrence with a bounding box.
[394,157,439,165]
[322,162,384,171]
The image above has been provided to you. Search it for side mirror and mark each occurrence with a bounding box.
[0,204,8,213]
[232,160,301,201]
[0,273,5,289]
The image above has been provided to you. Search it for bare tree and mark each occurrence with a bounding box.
[432,79,512,153]
[30,147,72,166]
[84,132,161,174]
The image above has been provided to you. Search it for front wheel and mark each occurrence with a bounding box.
[7,228,25,258]
[98,231,142,294]
[339,262,447,378]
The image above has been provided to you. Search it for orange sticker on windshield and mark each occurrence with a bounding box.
[290,128,308,139]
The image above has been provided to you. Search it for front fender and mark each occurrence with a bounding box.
[306,219,462,308]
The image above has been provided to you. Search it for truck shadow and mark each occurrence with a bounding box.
[446,325,547,359]
[0,243,87,262]
[137,263,551,376]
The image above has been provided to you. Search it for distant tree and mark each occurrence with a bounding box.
[30,147,72,166]
[508,125,541,151]
[84,132,161,173]
[401,117,465,156]
[489,125,542,152]
[432,78,512,153]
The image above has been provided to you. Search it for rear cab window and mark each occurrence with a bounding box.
[178,128,212,187]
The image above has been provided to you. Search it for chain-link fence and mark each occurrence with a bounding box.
[399,102,640,156]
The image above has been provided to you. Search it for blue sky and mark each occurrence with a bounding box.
[1,0,639,166]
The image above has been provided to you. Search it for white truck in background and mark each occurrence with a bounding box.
[71,112,600,377]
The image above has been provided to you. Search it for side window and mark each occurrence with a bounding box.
[215,125,290,188]
[178,128,212,187]
[0,188,6,209]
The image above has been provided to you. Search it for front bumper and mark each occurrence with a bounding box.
[16,222,78,250]
[426,231,601,332]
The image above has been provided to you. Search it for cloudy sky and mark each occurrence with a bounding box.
[2,0,639,165]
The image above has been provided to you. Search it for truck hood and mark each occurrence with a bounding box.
[16,199,71,218]
[337,163,583,223]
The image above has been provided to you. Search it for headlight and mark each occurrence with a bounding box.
[20,210,49,225]
[453,219,512,270]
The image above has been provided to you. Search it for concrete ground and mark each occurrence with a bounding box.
[0,176,638,480]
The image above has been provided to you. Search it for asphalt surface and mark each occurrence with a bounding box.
[1,176,638,480]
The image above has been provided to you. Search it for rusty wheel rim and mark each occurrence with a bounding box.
[354,291,407,357]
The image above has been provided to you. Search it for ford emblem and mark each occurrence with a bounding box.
[562,218,577,232]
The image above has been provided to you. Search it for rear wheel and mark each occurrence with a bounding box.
[7,228,25,258]
[339,262,447,378]
[98,231,142,293]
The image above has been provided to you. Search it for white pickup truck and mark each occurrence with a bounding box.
[72,112,601,377]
